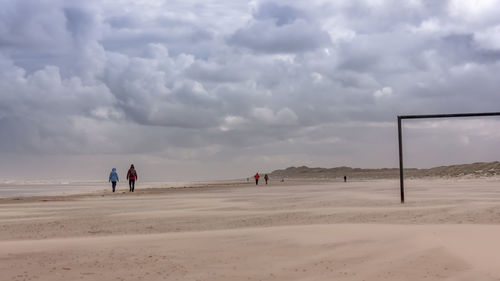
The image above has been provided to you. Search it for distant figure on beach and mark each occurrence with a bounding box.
[264,174,269,185]
[109,168,119,192]
[127,164,138,192]
[344,176,347,182]
[254,173,260,185]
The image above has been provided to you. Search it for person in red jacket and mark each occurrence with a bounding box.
[254,172,260,185]
[127,164,138,192]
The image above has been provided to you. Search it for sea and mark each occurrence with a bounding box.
[0,180,206,198]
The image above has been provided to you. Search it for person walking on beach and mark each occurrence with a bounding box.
[264,174,269,185]
[254,173,260,185]
[127,164,138,192]
[109,168,119,192]
[344,175,347,182]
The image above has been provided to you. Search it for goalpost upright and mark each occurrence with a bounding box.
[397,112,500,204]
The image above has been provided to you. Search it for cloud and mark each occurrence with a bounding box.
[0,55,117,154]
[252,2,306,26]
[474,25,500,50]
[373,87,393,98]
[448,0,500,24]
[0,0,70,50]
[228,18,331,53]
[251,107,298,126]
[2,0,500,180]
[219,115,248,132]
[228,2,331,53]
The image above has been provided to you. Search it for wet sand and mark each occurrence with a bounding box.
[2,178,500,280]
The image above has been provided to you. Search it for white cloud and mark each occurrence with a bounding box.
[448,0,500,23]
[410,18,441,34]
[310,72,323,84]
[91,107,123,120]
[219,115,247,131]
[373,87,393,98]
[474,25,500,50]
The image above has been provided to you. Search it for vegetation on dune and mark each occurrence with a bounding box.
[269,161,500,180]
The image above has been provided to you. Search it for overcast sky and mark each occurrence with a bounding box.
[2,0,500,181]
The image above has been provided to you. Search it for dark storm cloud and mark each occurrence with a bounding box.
[100,8,215,58]
[101,26,213,56]
[2,0,500,181]
[186,60,249,83]
[63,6,97,41]
[228,19,331,53]
[253,2,305,26]
[0,0,68,50]
[438,34,500,64]
[228,2,331,53]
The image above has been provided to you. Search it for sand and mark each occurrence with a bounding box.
[2,178,500,280]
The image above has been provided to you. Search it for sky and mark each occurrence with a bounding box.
[2,0,500,181]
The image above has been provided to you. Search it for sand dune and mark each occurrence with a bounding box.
[2,178,500,280]
[270,161,500,179]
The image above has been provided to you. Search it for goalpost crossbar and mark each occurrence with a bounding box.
[397,112,500,203]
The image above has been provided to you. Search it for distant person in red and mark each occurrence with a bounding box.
[254,173,260,185]
[127,164,138,192]
[264,174,269,185]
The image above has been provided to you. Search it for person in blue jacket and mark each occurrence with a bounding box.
[109,168,119,192]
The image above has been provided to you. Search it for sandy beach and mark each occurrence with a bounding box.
[2,178,500,280]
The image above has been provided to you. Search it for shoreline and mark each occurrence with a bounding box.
[0,177,340,201]
[0,179,252,199]
[1,176,498,202]
[0,179,272,203]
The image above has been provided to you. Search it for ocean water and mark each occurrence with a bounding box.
[0,180,212,198]
[0,182,108,198]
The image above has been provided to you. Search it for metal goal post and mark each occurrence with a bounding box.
[398,112,500,203]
